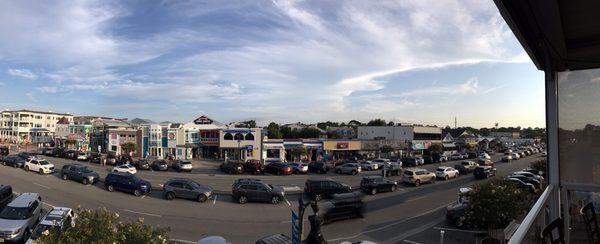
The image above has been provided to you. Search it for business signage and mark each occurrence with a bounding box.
[245,145,254,151]
[337,142,349,149]
[168,132,175,140]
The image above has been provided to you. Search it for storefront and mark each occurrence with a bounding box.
[322,140,361,162]
[263,139,285,163]
[219,128,262,162]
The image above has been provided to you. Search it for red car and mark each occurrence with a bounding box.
[265,162,292,175]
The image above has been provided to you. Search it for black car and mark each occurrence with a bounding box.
[304,178,352,201]
[40,147,54,156]
[104,172,152,197]
[89,152,102,164]
[231,179,285,204]
[61,164,99,185]
[243,159,265,174]
[467,152,479,159]
[163,178,213,202]
[505,178,536,194]
[423,156,435,164]
[360,176,398,195]
[106,152,117,165]
[508,174,542,190]
[308,162,328,174]
[220,161,244,174]
[319,192,364,224]
[1,155,25,168]
[132,159,151,170]
[454,164,469,175]
[446,202,468,228]
[152,160,169,171]
[401,157,418,167]
[50,147,65,157]
[62,150,78,160]
[16,152,35,161]
[0,185,12,210]
[473,166,497,179]
[118,155,133,165]
[0,146,8,157]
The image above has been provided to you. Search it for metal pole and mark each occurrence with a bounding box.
[439,230,445,244]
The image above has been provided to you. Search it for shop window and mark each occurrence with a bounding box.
[224,133,233,140]
[234,133,244,140]
[245,133,254,141]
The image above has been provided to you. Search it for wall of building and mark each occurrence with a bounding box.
[219,128,262,161]
[357,126,413,141]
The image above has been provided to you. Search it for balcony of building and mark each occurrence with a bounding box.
[495,0,600,243]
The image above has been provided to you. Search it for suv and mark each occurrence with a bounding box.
[308,162,328,174]
[89,152,102,164]
[435,166,459,180]
[62,150,78,160]
[24,158,55,174]
[172,160,193,172]
[2,156,25,168]
[402,168,436,186]
[132,159,151,170]
[0,185,12,210]
[0,193,42,242]
[460,161,479,172]
[61,164,99,185]
[231,179,285,204]
[104,172,151,197]
[473,166,497,179]
[152,160,169,171]
[382,162,402,176]
[360,176,398,195]
[220,161,244,174]
[334,163,361,175]
[163,178,213,202]
[28,207,74,243]
[401,157,418,167]
[304,178,352,201]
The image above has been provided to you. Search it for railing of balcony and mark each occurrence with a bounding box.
[508,185,555,244]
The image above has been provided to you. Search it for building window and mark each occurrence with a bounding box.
[234,133,244,140]
[245,133,254,141]
[224,133,233,140]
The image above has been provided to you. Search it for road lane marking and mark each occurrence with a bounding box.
[285,197,291,206]
[213,195,218,205]
[388,217,445,243]
[141,195,146,199]
[33,182,51,189]
[327,201,453,242]
[280,220,292,224]
[406,195,428,202]
[403,240,424,244]
[433,226,487,234]
[122,209,162,218]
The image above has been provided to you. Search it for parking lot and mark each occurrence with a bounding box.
[0,149,545,243]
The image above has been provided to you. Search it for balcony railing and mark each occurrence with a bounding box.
[508,185,555,244]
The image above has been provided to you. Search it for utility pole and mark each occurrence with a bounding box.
[454,117,457,129]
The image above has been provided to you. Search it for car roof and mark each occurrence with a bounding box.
[8,193,39,207]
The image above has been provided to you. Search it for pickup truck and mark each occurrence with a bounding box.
[382,162,402,176]
[459,160,479,172]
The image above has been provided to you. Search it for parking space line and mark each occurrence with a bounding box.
[122,209,162,218]
[433,226,487,234]
[406,195,428,202]
[43,202,56,208]
[169,238,196,243]
[285,197,291,206]
[403,240,424,244]
[213,195,217,205]
[33,182,51,189]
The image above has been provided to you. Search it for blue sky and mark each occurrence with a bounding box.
[0,0,545,127]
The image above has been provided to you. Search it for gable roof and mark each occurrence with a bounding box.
[56,117,70,125]
[193,115,224,126]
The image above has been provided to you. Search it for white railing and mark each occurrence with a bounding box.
[508,185,555,244]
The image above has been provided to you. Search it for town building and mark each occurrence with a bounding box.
[326,126,356,139]
[0,109,73,145]
[89,119,132,154]
[219,127,262,161]
[357,125,442,154]
[489,131,521,139]
[261,139,323,163]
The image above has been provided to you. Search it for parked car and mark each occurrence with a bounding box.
[163,178,213,202]
[502,154,513,162]
[335,163,361,175]
[27,207,74,243]
[359,161,378,171]
[505,178,536,194]
[152,160,169,171]
[50,147,65,157]
[0,185,12,210]
[360,176,398,195]
[382,162,402,177]
[40,147,54,156]
[318,192,364,224]
[371,158,389,169]
[265,162,293,175]
[477,159,494,166]
[1,155,25,168]
[450,153,464,160]
[0,193,42,243]
[231,179,285,204]
[76,152,89,161]
[435,166,459,180]
[243,159,265,174]
[446,188,472,228]
[172,160,193,172]
[414,156,425,165]
[402,168,436,186]
[467,152,479,159]
[521,168,545,177]
[89,152,102,164]
[16,152,35,161]
[401,157,418,167]
[511,153,521,160]
[308,162,328,174]
[61,164,99,185]
[62,150,78,160]
[105,152,118,165]
[433,154,447,163]
[104,172,151,197]
[473,166,497,179]
[112,164,137,174]
[220,161,244,174]
[512,171,544,182]
[24,158,55,174]
[423,156,435,164]
[132,159,151,170]
[0,146,8,157]
[478,153,491,160]
[304,178,352,201]
[508,174,542,190]
[454,164,469,175]
[289,162,308,174]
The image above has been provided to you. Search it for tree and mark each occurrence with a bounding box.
[266,122,282,139]
[464,178,529,231]
[366,119,387,126]
[428,143,443,153]
[289,147,308,161]
[387,121,395,126]
[316,121,339,130]
[38,208,169,244]
[347,120,363,127]
[121,142,136,153]
[237,120,257,128]
[379,145,394,154]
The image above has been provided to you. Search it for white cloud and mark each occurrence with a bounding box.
[37,86,59,93]
[400,77,479,97]
[7,69,37,79]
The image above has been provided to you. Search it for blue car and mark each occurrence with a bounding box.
[104,172,151,197]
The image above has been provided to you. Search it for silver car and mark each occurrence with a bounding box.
[0,193,43,242]
[335,163,362,175]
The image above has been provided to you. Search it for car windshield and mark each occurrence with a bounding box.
[189,181,201,188]
[436,168,444,172]
[39,161,50,165]
[82,168,93,173]
[0,206,29,220]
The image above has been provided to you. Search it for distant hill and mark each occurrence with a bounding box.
[129,118,154,125]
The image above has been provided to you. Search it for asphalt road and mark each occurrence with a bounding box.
[0,153,544,243]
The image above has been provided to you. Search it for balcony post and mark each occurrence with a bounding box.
[544,67,561,220]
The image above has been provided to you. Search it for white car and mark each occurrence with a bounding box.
[360,161,379,171]
[112,164,137,174]
[479,153,491,160]
[435,166,459,180]
[76,152,89,161]
[371,158,389,169]
[24,158,55,174]
[27,207,74,244]
[511,153,521,160]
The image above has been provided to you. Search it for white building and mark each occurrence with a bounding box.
[0,109,73,144]
[357,125,442,152]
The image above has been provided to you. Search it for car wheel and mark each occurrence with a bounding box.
[165,192,175,200]
[370,188,377,195]
[62,174,68,180]
[198,194,208,203]
[113,170,118,172]
[39,169,44,174]
[352,170,357,175]
[134,189,142,197]
[107,184,114,192]
[271,196,280,204]
[314,194,322,201]
[445,175,449,180]
[82,178,89,185]
[414,180,420,187]
[238,195,248,204]
[336,169,341,174]
[13,163,18,168]
[1,161,5,166]
[25,165,29,171]
[390,185,397,192]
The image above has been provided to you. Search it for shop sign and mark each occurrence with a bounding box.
[168,132,175,140]
[336,142,349,149]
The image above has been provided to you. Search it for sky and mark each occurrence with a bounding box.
[0,0,545,128]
